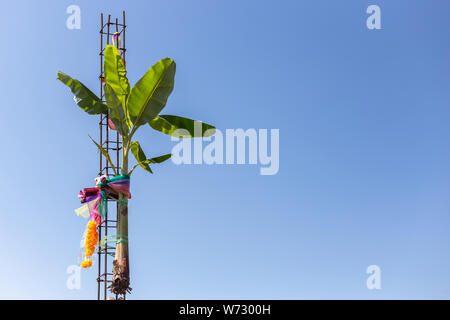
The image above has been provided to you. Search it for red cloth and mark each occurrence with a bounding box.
[79,187,100,203]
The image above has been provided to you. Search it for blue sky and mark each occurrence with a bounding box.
[1,0,450,299]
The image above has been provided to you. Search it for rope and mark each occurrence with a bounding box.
[99,234,129,247]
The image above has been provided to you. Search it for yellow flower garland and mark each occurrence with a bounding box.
[81,221,98,268]
[80,259,93,268]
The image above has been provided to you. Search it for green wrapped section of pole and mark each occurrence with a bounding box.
[110,189,130,294]
[110,148,131,295]
[99,234,128,247]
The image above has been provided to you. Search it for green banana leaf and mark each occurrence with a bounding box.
[130,141,152,173]
[104,45,130,97]
[149,115,215,138]
[89,135,117,175]
[129,152,172,175]
[127,58,176,127]
[57,71,107,115]
[104,83,130,137]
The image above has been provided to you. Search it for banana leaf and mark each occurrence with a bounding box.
[127,58,176,127]
[130,141,152,173]
[104,45,130,97]
[149,115,215,138]
[129,153,172,175]
[57,71,107,115]
[89,135,117,175]
[104,83,130,137]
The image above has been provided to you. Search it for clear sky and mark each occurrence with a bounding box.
[1,0,450,299]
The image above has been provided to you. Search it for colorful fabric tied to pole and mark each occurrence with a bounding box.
[74,174,131,268]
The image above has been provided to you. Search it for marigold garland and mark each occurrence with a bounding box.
[80,259,93,268]
[81,221,98,268]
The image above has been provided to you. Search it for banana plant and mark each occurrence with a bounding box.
[58,45,215,295]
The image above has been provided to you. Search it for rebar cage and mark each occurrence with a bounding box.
[97,11,127,301]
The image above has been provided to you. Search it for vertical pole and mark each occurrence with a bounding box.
[122,11,127,301]
[115,21,121,279]
[104,14,111,301]
[98,12,103,301]
[123,11,126,63]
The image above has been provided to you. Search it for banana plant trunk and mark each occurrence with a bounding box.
[110,148,131,295]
